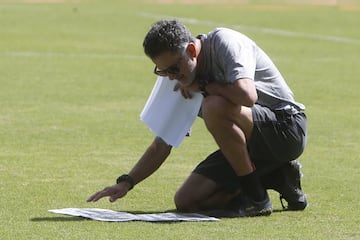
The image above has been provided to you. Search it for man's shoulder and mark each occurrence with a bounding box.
[207,28,254,47]
[208,27,246,38]
[208,27,235,38]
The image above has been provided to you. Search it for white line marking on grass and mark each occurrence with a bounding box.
[139,12,360,45]
[1,51,344,63]
[0,51,146,60]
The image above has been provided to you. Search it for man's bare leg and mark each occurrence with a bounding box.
[201,95,272,216]
[174,173,239,212]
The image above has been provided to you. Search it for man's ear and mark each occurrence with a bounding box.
[187,42,197,58]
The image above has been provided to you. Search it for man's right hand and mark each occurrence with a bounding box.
[86,182,131,203]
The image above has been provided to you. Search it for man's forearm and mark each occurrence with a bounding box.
[128,138,172,187]
[205,79,257,107]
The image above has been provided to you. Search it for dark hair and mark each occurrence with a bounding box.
[143,19,195,59]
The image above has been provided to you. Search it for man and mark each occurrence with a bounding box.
[87,19,307,217]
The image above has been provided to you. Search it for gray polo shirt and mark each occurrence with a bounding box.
[198,27,304,110]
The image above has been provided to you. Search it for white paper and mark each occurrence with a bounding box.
[48,208,219,222]
[140,76,203,147]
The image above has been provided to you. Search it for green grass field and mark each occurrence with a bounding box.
[0,0,359,239]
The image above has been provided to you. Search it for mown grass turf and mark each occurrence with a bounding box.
[0,0,359,239]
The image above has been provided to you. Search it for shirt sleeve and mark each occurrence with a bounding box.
[213,29,257,83]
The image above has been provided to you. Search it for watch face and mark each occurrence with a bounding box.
[117,175,126,184]
[116,174,134,190]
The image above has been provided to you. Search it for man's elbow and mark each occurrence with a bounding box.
[234,78,258,107]
[153,137,172,154]
[240,91,257,107]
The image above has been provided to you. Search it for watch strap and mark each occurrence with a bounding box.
[116,174,134,190]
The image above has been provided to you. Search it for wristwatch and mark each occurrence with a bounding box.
[116,174,134,190]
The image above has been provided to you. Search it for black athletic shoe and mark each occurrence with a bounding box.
[261,160,307,211]
[236,192,273,217]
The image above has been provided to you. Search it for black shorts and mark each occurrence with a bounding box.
[193,104,307,186]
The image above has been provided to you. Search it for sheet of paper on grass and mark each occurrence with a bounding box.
[140,76,203,147]
[49,208,219,222]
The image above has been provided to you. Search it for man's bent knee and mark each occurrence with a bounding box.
[202,96,232,119]
[174,173,219,212]
[174,190,197,212]
[202,95,253,141]
[202,96,235,130]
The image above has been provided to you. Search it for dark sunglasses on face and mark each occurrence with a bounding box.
[153,47,187,76]
[153,64,180,76]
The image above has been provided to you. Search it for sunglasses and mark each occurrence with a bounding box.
[153,65,180,76]
[153,45,188,76]
[153,56,183,76]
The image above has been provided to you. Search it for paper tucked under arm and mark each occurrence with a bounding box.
[140,76,203,147]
